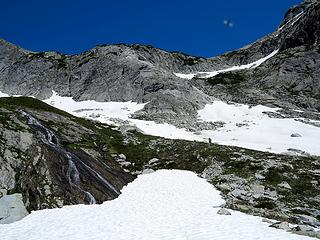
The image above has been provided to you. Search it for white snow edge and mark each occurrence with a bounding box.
[174,49,279,79]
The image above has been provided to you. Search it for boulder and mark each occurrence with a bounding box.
[142,169,155,175]
[270,221,291,231]
[291,133,302,137]
[277,181,292,190]
[0,194,29,224]
[217,208,231,215]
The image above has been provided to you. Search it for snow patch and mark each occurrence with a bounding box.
[43,91,147,124]
[0,91,9,97]
[0,170,313,240]
[174,49,279,79]
[197,101,320,156]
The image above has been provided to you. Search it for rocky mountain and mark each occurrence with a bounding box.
[0,0,320,238]
[0,0,319,126]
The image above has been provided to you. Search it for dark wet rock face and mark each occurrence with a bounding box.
[0,104,133,213]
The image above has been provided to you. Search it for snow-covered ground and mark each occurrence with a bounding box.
[1,90,320,155]
[174,49,279,79]
[0,170,313,240]
[40,91,320,156]
[197,101,320,155]
[0,92,9,97]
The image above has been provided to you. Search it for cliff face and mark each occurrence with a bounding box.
[0,1,319,123]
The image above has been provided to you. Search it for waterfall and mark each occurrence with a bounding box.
[20,111,100,205]
[85,192,96,205]
[66,154,81,186]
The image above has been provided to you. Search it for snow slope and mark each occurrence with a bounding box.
[174,49,279,79]
[39,91,320,156]
[0,170,313,240]
[197,101,320,155]
[1,90,318,155]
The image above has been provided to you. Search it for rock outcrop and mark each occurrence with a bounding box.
[0,194,28,224]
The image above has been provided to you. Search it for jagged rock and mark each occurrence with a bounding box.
[270,222,291,231]
[217,208,231,215]
[277,181,292,190]
[254,173,266,180]
[0,194,29,224]
[118,154,127,160]
[216,183,231,192]
[229,189,248,199]
[148,158,160,165]
[295,214,320,227]
[262,218,275,224]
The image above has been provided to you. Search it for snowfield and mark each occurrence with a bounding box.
[0,170,313,240]
[40,91,320,156]
[197,101,320,155]
[1,91,320,155]
[0,92,9,97]
[173,49,279,79]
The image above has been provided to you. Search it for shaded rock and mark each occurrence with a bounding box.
[294,225,314,232]
[291,133,302,137]
[295,214,320,227]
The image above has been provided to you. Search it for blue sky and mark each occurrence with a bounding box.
[0,0,301,57]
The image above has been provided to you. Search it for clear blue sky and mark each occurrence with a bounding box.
[0,0,301,57]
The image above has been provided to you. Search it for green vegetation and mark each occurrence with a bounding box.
[0,111,26,131]
[0,97,72,118]
[206,72,245,86]
[57,55,67,69]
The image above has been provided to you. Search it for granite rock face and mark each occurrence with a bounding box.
[0,194,28,224]
[0,1,319,126]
